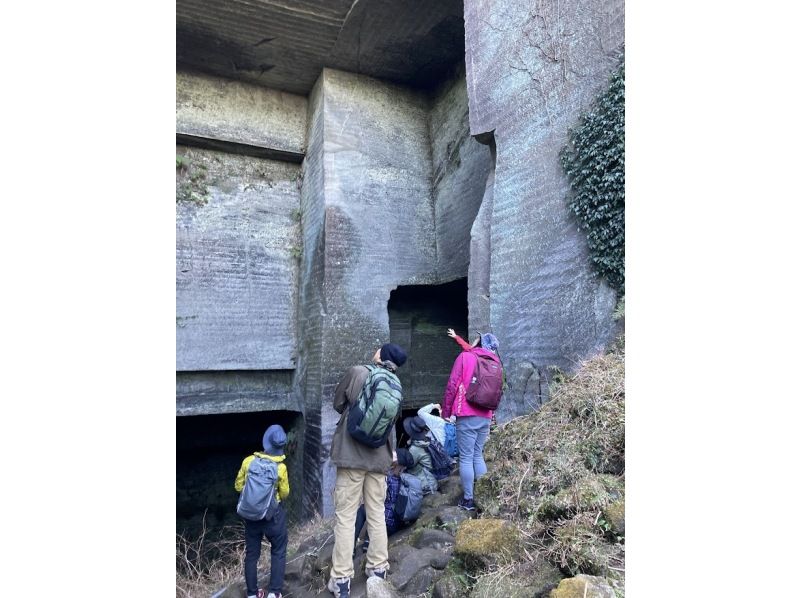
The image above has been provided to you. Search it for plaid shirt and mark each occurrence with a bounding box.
[384,474,401,533]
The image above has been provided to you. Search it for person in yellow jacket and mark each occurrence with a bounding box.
[234,424,290,598]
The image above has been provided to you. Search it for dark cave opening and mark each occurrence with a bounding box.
[388,278,468,411]
[176,410,304,538]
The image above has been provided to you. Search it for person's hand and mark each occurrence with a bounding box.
[447,328,456,338]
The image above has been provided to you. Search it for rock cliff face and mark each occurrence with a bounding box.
[175,0,624,520]
[463,0,624,419]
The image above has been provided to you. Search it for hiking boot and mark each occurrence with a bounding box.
[458,497,476,511]
[247,590,264,598]
[327,576,350,598]
[369,567,386,579]
[266,593,281,598]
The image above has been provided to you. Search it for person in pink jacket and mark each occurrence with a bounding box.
[441,328,501,511]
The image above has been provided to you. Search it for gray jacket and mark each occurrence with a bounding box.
[330,363,398,474]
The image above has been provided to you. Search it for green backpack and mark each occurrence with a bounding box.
[347,364,403,448]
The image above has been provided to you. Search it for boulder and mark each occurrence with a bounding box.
[423,474,464,509]
[283,551,316,585]
[454,518,519,562]
[366,576,400,598]
[602,499,625,537]
[436,506,475,531]
[549,575,616,598]
[410,528,456,550]
[388,546,451,591]
[432,574,467,598]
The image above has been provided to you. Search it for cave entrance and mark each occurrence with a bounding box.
[388,278,467,412]
[176,410,304,538]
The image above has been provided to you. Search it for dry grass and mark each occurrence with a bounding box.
[472,337,625,590]
[176,512,334,597]
[176,513,246,598]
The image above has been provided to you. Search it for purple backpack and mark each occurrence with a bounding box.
[465,352,503,410]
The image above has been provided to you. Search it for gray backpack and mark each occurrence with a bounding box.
[393,473,423,524]
[237,456,279,521]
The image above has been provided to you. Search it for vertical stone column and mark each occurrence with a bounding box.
[299,69,438,515]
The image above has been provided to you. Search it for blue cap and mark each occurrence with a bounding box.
[480,333,499,353]
[262,424,287,456]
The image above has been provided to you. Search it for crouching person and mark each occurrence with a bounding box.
[234,425,290,598]
[353,448,418,554]
[403,416,440,495]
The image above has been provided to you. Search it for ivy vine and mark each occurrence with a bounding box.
[560,61,625,293]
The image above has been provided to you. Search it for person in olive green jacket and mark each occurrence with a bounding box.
[327,343,407,598]
[402,416,439,495]
[235,425,290,598]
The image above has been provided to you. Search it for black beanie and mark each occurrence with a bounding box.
[380,343,407,367]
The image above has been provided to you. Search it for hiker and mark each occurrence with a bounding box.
[327,343,408,598]
[417,403,446,446]
[353,448,417,554]
[234,424,290,598]
[442,329,504,511]
[402,416,439,495]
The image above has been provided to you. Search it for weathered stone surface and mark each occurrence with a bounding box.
[468,158,494,337]
[429,64,492,283]
[436,506,474,532]
[464,0,625,420]
[410,528,455,551]
[388,546,450,591]
[365,576,400,598]
[550,575,616,598]
[177,0,465,95]
[295,76,329,517]
[175,370,298,416]
[176,147,300,371]
[422,474,463,510]
[176,71,307,156]
[300,68,440,515]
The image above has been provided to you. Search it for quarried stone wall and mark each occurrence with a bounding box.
[176,147,301,371]
[428,64,493,284]
[464,0,624,419]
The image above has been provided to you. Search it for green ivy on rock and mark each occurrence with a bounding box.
[560,61,625,293]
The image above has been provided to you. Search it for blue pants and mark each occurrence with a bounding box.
[456,416,491,499]
[354,504,401,548]
[243,503,288,595]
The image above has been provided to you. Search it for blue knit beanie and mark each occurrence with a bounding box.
[380,343,407,367]
[262,424,287,456]
[480,333,499,354]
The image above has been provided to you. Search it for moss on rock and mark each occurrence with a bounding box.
[602,499,625,537]
[550,574,616,598]
[454,518,519,563]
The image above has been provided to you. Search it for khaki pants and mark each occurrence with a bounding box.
[330,468,389,579]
